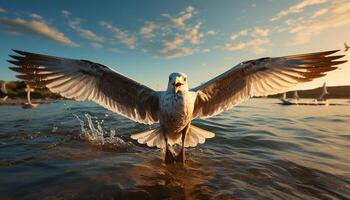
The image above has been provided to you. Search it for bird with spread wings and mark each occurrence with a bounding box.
[8,49,346,164]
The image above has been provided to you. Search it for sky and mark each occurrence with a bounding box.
[0,0,349,91]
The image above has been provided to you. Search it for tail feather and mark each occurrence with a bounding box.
[131,128,165,148]
[185,125,215,147]
[131,125,215,148]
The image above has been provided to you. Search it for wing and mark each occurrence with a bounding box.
[8,50,159,124]
[192,50,346,119]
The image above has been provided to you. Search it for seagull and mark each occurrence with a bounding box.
[0,81,8,101]
[22,84,38,109]
[345,43,350,52]
[8,49,346,164]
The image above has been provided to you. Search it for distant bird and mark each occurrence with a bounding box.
[316,82,329,102]
[1,81,8,94]
[0,81,8,101]
[345,43,350,52]
[293,91,299,101]
[22,84,38,109]
[8,49,347,164]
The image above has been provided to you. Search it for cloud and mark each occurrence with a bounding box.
[91,42,102,49]
[185,22,203,44]
[287,0,350,46]
[154,6,205,58]
[159,35,185,53]
[158,35,196,58]
[62,10,70,17]
[311,8,328,18]
[0,17,78,46]
[165,6,195,29]
[100,21,136,49]
[137,6,208,58]
[140,22,157,39]
[252,27,269,37]
[224,42,246,51]
[206,30,218,36]
[223,27,270,54]
[230,29,248,41]
[270,0,329,21]
[0,7,6,13]
[160,47,196,58]
[68,19,104,42]
[30,13,43,21]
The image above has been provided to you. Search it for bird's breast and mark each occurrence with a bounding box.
[160,92,194,132]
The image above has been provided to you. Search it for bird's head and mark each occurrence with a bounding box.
[167,72,189,95]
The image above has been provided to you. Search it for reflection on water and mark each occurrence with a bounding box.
[0,99,350,199]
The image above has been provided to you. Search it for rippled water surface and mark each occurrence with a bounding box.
[0,99,350,200]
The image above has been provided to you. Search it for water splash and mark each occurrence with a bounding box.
[73,113,134,151]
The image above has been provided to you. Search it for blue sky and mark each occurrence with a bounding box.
[0,0,349,90]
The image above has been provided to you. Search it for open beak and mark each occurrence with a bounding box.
[173,77,183,94]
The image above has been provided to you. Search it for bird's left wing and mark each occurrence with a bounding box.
[192,50,346,119]
[8,50,159,124]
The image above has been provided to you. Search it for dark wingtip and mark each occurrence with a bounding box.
[12,49,25,55]
[327,49,341,54]
[333,60,347,65]
[9,54,24,60]
[327,55,345,60]
[7,60,19,66]
[8,66,22,73]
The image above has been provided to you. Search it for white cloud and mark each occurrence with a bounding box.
[206,30,218,36]
[159,35,185,53]
[230,29,248,41]
[140,22,157,39]
[143,6,205,58]
[185,22,203,44]
[252,27,269,37]
[0,17,78,47]
[158,35,196,58]
[30,13,43,21]
[224,42,246,51]
[0,7,6,13]
[223,27,270,54]
[91,42,102,49]
[270,0,329,21]
[287,0,350,46]
[311,8,328,18]
[167,6,195,29]
[100,21,136,49]
[62,10,70,17]
[69,19,104,42]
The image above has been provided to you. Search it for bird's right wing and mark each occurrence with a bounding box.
[8,50,160,124]
[192,50,346,119]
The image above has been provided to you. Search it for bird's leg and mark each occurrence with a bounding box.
[176,123,190,164]
[164,135,176,165]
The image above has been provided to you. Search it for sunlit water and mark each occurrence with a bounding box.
[0,99,349,200]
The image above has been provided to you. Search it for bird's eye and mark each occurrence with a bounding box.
[184,77,187,81]
[169,77,171,81]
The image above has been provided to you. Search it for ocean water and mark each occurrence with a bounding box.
[0,99,349,200]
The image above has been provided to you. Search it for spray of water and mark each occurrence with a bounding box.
[62,101,135,151]
[72,113,134,151]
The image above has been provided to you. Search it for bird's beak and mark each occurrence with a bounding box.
[173,77,183,94]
